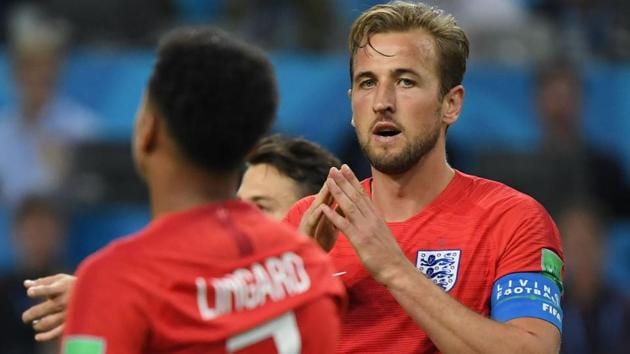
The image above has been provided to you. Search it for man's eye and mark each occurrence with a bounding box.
[255,203,269,212]
[398,78,415,87]
[359,79,375,89]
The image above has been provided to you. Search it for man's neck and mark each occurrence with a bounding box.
[370,147,454,222]
[147,158,239,218]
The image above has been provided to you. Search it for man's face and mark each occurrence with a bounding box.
[537,75,581,134]
[350,30,445,174]
[14,50,61,112]
[237,163,304,220]
[14,211,64,271]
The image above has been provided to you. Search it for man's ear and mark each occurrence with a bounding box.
[441,85,464,126]
[137,105,159,154]
[348,89,356,127]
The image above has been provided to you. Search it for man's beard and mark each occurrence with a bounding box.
[359,123,441,175]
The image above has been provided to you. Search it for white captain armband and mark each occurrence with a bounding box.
[491,272,563,332]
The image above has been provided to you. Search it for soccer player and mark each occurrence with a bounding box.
[287,1,564,353]
[238,134,342,220]
[55,27,345,353]
[21,134,342,342]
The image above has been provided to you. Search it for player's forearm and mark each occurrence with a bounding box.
[383,262,555,354]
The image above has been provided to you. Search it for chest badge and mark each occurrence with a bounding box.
[416,250,461,292]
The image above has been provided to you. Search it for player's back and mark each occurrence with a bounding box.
[63,201,345,354]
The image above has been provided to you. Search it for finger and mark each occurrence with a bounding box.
[339,164,379,217]
[313,187,334,230]
[320,204,357,237]
[326,178,365,221]
[340,164,366,195]
[330,167,372,216]
[300,183,333,235]
[313,176,333,206]
[35,324,65,342]
[24,273,65,289]
[32,311,65,333]
[22,299,64,324]
[314,206,341,252]
[26,282,66,299]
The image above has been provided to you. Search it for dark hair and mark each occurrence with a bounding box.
[148,26,278,172]
[349,1,469,99]
[246,135,341,197]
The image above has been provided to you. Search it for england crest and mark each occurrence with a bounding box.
[416,250,461,292]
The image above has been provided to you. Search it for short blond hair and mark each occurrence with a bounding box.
[349,1,469,98]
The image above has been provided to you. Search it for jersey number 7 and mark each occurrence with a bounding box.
[226,312,301,353]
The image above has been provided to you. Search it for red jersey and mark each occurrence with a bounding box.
[62,201,345,354]
[285,170,563,354]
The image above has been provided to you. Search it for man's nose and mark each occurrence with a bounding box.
[372,83,396,113]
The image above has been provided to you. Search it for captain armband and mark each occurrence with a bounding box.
[491,272,563,332]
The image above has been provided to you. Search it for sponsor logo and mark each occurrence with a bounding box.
[494,274,563,323]
[416,250,461,292]
[541,248,563,289]
[63,336,105,354]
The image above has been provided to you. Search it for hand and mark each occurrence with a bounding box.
[319,165,409,284]
[22,273,76,341]
[298,178,339,252]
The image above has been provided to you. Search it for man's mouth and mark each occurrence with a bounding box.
[372,122,402,137]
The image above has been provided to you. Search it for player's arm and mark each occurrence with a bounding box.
[22,273,76,341]
[319,165,561,354]
[61,254,149,354]
[381,266,560,354]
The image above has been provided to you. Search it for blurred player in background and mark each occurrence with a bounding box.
[0,6,100,205]
[46,26,343,354]
[22,134,342,342]
[238,134,341,220]
[0,195,68,354]
[287,1,564,353]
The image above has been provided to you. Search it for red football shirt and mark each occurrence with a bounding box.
[63,201,345,354]
[285,170,563,354]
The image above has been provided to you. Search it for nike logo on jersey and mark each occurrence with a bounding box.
[332,272,347,277]
[196,251,311,320]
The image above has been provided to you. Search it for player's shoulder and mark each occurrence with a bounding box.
[75,231,146,279]
[458,170,547,215]
[258,211,327,256]
[292,194,318,211]
[284,194,317,228]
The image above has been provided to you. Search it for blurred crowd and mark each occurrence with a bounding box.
[0,1,628,354]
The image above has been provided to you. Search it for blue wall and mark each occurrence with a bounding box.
[1,50,628,177]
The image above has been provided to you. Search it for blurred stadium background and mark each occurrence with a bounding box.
[0,1,628,353]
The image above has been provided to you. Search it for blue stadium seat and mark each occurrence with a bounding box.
[0,49,628,177]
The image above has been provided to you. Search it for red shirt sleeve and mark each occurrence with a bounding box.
[494,196,564,283]
[283,195,316,229]
[62,249,150,354]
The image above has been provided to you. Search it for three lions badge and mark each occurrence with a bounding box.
[416,250,461,292]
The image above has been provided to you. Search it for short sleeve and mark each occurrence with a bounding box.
[495,197,564,290]
[62,251,149,354]
[283,195,316,229]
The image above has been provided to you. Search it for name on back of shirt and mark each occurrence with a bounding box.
[196,251,311,320]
